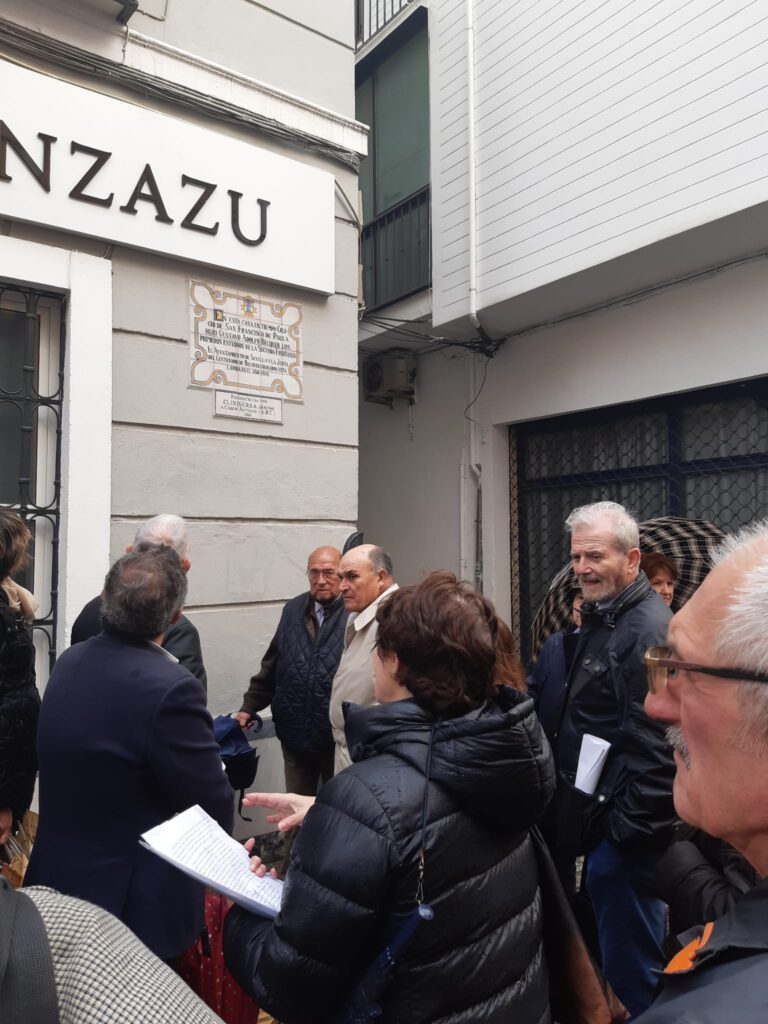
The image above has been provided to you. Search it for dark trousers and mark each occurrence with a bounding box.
[281,744,334,796]
[585,837,666,1018]
[280,744,334,872]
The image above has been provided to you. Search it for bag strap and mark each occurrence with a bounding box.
[237,788,252,822]
[415,721,438,906]
[529,828,629,1024]
[0,880,60,1024]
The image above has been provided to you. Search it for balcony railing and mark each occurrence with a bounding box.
[361,186,430,312]
[356,0,413,48]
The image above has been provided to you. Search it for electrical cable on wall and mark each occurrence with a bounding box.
[463,355,490,427]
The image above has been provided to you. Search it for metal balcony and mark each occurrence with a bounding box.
[361,186,430,312]
[355,0,414,48]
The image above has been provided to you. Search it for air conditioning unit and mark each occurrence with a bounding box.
[363,352,417,407]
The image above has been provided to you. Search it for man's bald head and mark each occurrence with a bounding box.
[307,546,341,567]
[306,546,342,605]
[338,544,394,613]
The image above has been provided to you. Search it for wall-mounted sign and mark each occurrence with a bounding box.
[215,391,283,424]
[189,279,303,402]
[0,60,335,293]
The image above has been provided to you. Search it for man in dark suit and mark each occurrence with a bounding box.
[70,513,207,692]
[26,545,233,961]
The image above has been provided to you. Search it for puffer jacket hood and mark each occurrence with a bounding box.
[344,686,554,834]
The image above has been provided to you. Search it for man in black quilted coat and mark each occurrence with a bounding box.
[236,546,346,796]
[225,572,556,1024]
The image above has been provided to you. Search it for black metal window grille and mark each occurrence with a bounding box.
[0,284,65,676]
[511,376,768,662]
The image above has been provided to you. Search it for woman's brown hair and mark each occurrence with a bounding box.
[0,510,31,579]
[375,570,505,717]
[494,617,526,693]
[640,552,678,582]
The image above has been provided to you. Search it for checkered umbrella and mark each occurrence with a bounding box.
[529,516,726,660]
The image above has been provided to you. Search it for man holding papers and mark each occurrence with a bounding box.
[26,545,233,961]
[554,501,674,1017]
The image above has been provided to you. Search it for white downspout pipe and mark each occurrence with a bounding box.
[464,0,484,593]
[466,0,480,331]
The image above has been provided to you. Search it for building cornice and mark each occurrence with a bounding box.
[0,17,368,170]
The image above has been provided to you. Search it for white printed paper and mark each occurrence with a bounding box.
[575,734,611,795]
[141,805,283,917]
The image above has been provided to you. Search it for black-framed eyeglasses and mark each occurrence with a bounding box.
[644,645,768,694]
[307,569,338,581]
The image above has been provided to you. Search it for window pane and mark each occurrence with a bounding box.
[525,411,667,479]
[681,397,768,460]
[373,26,429,215]
[0,309,28,504]
[685,470,768,533]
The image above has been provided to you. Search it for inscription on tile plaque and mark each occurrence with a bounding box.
[188,279,303,403]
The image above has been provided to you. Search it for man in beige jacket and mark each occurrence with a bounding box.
[328,544,397,773]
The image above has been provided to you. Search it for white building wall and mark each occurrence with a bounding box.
[3,0,356,121]
[132,0,355,119]
[430,0,768,326]
[359,349,469,585]
[362,256,768,626]
[0,0,364,722]
[430,0,472,327]
[107,193,359,713]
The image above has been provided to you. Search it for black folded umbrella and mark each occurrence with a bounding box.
[529,516,725,659]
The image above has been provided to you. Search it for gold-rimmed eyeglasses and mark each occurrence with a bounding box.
[644,645,768,694]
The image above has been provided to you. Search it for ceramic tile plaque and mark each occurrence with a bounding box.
[189,279,303,403]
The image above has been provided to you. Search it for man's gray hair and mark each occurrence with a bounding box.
[565,501,639,552]
[133,514,190,561]
[711,520,768,741]
[102,546,188,639]
[369,546,394,578]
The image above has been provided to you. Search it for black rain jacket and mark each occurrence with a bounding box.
[224,687,556,1024]
[554,573,675,856]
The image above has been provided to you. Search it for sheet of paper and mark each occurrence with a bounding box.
[141,805,283,917]
[574,733,611,794]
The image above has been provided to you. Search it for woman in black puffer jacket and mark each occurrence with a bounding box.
[0,510,39,846]
[225,571,555,1024]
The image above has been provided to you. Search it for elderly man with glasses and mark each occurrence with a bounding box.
[554,501,675,1018]
[633,522,768,1022]
[235,547,346,798]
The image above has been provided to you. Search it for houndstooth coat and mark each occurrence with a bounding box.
[25,887,225,1024]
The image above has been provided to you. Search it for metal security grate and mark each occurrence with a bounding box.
[511,377,768,662]
[361,186,431,312]
[0,284,65,674]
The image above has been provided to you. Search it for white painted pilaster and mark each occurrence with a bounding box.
[0,236,112,650]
